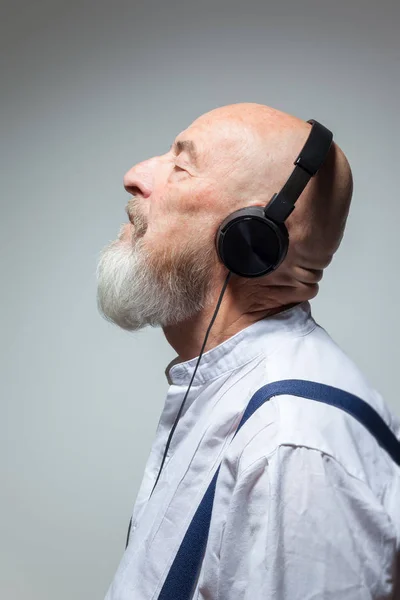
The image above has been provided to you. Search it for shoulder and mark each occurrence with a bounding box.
[220,312,399,510]
[233,388,394,501]
[224,326,398,504]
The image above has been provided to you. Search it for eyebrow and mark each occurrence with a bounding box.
[172,139,199,167]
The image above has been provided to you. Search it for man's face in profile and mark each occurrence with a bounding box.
[96,117,238,332]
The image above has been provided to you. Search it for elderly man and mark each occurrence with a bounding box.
[97,104,400,599]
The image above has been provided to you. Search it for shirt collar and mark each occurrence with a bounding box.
[165,301,315,387]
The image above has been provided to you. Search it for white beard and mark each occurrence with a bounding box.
[96,224,216,332]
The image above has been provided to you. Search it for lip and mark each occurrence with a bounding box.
[125,206,134,224]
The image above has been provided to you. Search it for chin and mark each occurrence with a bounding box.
[116,222,134,243]
[117,225,147,249]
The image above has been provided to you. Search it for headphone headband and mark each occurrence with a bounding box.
[264,119,333,223]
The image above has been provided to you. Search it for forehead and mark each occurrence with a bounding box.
[176,117,254,164]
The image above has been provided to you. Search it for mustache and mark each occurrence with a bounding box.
[125,196,148,236]
[126,197,146,223]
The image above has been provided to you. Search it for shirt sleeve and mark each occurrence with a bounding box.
[216,444,396,599]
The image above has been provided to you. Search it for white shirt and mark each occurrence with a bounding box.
[105,302,400,599]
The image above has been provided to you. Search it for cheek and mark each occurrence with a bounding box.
[152,180,181,217]
[181,181,219,219]
[146,190,178,242]
[150,180,220,242]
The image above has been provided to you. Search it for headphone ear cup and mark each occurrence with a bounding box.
[216,207,289,278]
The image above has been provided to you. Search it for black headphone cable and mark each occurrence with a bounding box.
[125,269,232,549]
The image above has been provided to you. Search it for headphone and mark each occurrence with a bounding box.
[124,118,333,550]
[215,119,333,278]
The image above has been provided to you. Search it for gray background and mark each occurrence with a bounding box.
[1,0,399,598]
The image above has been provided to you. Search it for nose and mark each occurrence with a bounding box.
[123,156,159,198]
